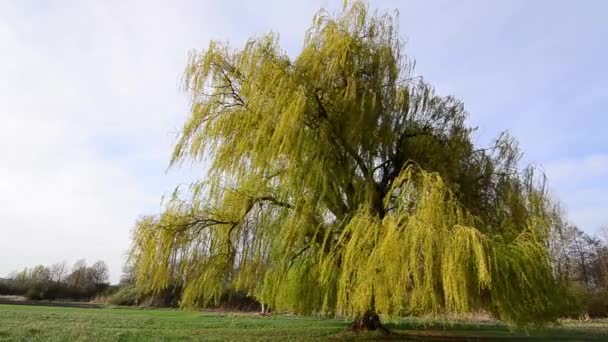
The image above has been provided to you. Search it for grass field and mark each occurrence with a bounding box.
[0,304,607,341]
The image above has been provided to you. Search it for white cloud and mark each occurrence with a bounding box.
[0,1,207,281]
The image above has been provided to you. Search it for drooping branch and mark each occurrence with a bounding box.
[313,92,371,183]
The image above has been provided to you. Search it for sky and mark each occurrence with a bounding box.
[0,0,606,283]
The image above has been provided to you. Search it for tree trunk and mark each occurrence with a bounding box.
[351,310,390,334]
[351,288,391,333]
[260,302,270,316]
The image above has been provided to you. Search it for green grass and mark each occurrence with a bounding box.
[0,304,606,341]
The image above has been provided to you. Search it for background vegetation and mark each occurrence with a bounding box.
[0,260,110,301]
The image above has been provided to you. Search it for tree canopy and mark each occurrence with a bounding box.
[130,1,562,326]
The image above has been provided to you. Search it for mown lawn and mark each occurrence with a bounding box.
[0,303,606,341]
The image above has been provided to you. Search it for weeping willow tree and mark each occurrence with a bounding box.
[130,1,562,329]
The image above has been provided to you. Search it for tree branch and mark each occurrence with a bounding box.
[313,93,372,182]
[253,196,294,210]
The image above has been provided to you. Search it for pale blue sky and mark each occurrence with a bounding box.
[0,0,606,282]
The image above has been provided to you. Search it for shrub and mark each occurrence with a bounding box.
[0,280,13,295]
[24,285,46,301]
[562,284,608,318]
[109,285,141,306]
[582,289,608,318]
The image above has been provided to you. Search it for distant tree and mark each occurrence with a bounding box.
[29,265,51,284]
[589,244,608,289]
[552,223,606,288]
[570,230,595,285]
[548,216,608,317]
[119,260,136,285]
[9,268,30,293]
[49,262,68,285]
[89,261,110,285]
[66,259,88,289]
[600,225,608,244]
[130,0,562,329]
[2,260,112,301]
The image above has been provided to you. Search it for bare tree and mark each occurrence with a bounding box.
[49,262,68,285]
[89,260,110,285]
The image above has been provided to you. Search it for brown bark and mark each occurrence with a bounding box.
[351,310,390,334]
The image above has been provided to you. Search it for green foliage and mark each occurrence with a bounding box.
[564,284,608,318]
[130,0,562,325]
[108,285,142,306]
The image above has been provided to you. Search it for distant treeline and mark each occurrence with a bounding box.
[550,219,608,318]
[0,260,110,301]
